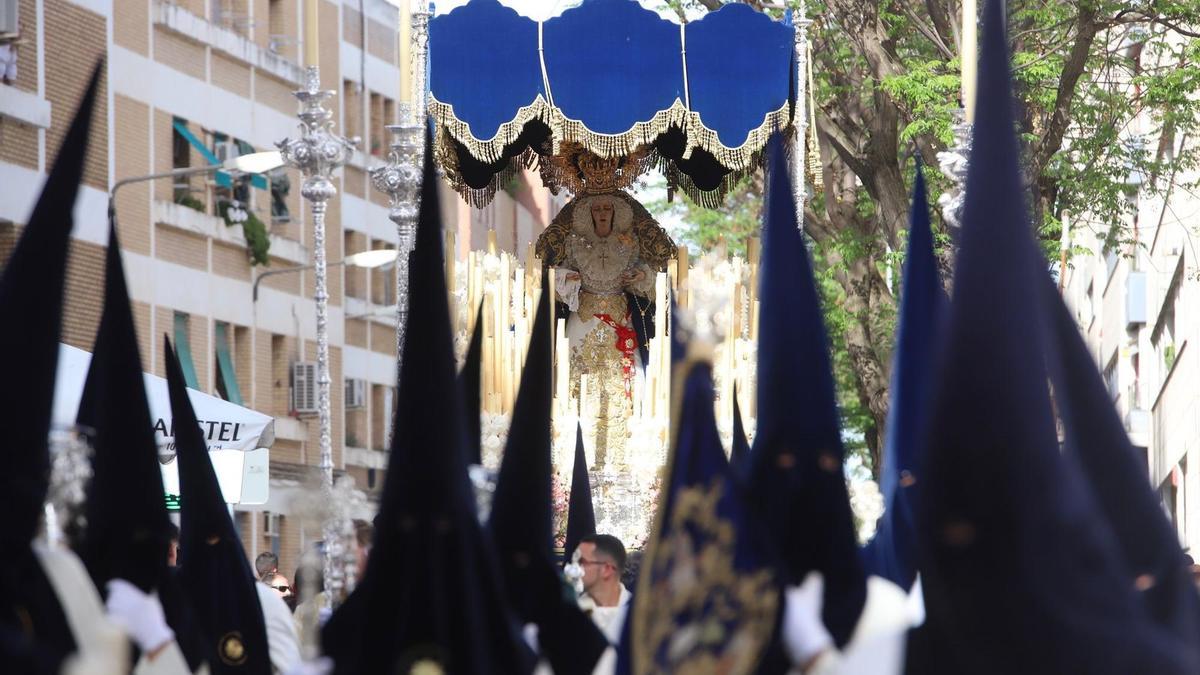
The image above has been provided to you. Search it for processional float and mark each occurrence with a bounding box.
[286,0,815,610]
[423,0,813,548]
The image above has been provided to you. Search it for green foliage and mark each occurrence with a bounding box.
[649,0,1200,476]
[218,201,272,267]
[645,176,762,256]
[175,193,204,212]
[241,211,271,267]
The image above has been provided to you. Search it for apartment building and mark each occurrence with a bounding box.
[0,0,449,580]
[1061,30,1200,555]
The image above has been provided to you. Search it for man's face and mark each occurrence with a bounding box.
[591,200,615,238]
[265,573,292,600]
[577,542,611,591]
[167,539,179,567]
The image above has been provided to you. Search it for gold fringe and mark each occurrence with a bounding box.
[430,95,794,207]
[548,98,691,160]
[679,99,792,172]
[428,93,554,165]
[429,94,792,177]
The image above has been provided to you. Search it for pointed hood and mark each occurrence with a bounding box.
[861,163,943,591]
[322,130,535,675]
[730,386,751,467]
[0,61,102,671]
[1044,282,1200,662]
[166,336,271,674]
[625,344,780,672]
[459,303,484,465]
[490,273,555,616]
[0,63,101,549]
[915,0,1192,671]
[490,273,610,674]
[76,223,173,594]
[563,424,595,560]
[746,135,865,646]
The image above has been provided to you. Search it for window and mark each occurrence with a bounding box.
[369,92,383,156]
[1103,352,1119,401]
[174,312,201,388]
[1153,263,1181,376]
[214,322,244,405]
[342,79,361,141]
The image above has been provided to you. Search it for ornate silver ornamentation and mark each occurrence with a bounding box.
[936,112,973,228]
[43,425,94,547]
[793,1,812,230]
[370,112,423,374]
[276,65,358,606]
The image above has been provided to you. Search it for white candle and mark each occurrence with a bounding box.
[304,0,319,67]
[962,0,978,123]
[398,0,412,108]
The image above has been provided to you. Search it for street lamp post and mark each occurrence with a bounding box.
[109,151,285,226]
[251,250,400,302]
[276,66,357,607]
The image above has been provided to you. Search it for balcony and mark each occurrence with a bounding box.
[154,1,304,86]
[154,200,308,266]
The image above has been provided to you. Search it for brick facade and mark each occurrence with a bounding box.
[4,0,405,570]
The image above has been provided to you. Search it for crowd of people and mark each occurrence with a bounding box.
[6,0,1200,673]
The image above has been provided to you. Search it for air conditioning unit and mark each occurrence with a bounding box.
[0,0,18,37]
[263,512,280,536]
[215,140,240,163]
[345,377,367,409]
[292,361,317,413]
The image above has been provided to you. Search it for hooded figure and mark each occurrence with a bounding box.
[0,61,111,675]
[860,163,943,592]
[489,273,611,674]
[730,385,751,468]
[563,424,596,562]
[622,333,781,674]
[1043,282,1200,665]
[321,129,535,674]
[745,135,866,647]
[913,0,1196,671]
[166,337,272,673]
[459,303,484,466]
[75,218,204,672]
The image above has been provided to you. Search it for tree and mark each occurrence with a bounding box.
[653,0,1200,476]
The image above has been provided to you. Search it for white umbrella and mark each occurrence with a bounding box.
[51,343,274,505]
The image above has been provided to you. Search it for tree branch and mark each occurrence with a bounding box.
[1033,6,1100,174]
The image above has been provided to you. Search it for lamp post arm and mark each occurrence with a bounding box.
[110,165,223,199]
[252,260,347,302]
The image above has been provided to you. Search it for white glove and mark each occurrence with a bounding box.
[783,573,835,669]
[104,579,175,654]
[285,657,334,675]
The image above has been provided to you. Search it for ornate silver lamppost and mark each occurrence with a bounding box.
[276,66,358,605]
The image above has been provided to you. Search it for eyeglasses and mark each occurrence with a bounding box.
[578,558,612,569]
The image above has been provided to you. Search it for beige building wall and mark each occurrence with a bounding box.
[0,0,406,580]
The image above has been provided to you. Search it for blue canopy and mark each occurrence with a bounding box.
[429,0,795,206]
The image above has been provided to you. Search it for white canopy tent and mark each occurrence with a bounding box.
[51,343,273,505]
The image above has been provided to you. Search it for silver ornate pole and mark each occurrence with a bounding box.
[277,65,357,605]
[370,3,429,379]
[370,115,422,376]
[793,1,811,231]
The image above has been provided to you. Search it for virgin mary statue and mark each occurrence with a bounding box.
[535,147,675,466]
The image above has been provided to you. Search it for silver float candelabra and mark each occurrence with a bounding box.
[276,65,358,605]
[936,111,973,228]
[369,110,423,377]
